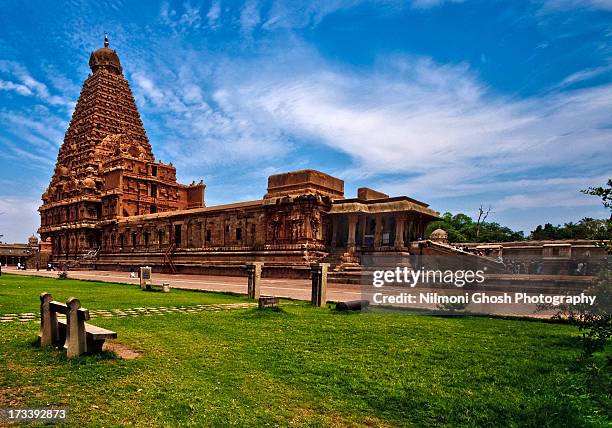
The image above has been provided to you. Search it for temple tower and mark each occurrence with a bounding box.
[39,36,205,261]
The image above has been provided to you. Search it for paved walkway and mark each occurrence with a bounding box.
[4,267,363,302]
[2,267,564,317]
[0,302,257,324]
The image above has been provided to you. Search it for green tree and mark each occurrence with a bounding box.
[582,178,612,214]
[426,212,524,243]
[581,179,612,253]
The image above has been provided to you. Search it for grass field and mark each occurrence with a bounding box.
[0,273,248,314]
[0,273,610,426]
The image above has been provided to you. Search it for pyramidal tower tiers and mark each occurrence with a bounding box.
[39,36,205,256]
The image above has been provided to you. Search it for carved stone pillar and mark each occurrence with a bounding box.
[374,214,383,248]
[347,214,357,250]
[407,217,414,243]
[181,223,188,247]
[360,214,367,246]
[394,214,405,249]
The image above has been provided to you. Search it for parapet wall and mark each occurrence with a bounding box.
[265,169,344,199]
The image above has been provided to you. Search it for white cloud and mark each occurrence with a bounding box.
[542,0,612,11]
[207,0,222,27]
[228,55,611,183]
[259,0,460,30]
[240,1,261,35]
[0,111,65,151]
[495,190,599,211]
[555,65,612,89]
[0,80,32,96]
[159,1,202,32]
[0,197,41,243]
[0,60,74,109]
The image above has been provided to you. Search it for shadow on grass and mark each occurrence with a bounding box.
[236,306,293,320]
[30,337,119,363]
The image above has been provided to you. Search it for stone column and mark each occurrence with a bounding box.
[374,214,384,248]
[347,214,357,250]
[407,218,414,243]
[64,298,89,357]
[246,262,263,299]
[417,218,424,240]
[310,263,329,308]
[394,214,405,249]
[330,216,338,248]
[39,292,57,347]
[360,214,367,246]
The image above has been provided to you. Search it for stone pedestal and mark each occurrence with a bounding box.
[310,263,329,308]
[246,262,263,299]
[140,266,152,290]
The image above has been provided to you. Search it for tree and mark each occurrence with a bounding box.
[529,219,609,240]
[582,178,612,215]
[581,179,612,253]
[475,205,493,239]
[425,211,524,243]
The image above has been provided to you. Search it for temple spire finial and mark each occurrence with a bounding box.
[104,33,109,48]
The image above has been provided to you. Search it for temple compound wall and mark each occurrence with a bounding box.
[38,37,440,277]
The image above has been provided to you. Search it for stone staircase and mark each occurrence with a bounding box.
[414,240,507,273]
[323,248,362,272]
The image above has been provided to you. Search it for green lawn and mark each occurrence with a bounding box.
[0,273,248,314]
[0,274,610,427]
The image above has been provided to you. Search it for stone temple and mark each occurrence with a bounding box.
[39,37,440,277]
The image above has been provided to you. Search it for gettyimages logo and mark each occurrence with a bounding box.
[360,254,608,316]
[372,266,485,288]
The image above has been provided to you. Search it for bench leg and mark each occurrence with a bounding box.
[86,337,105,354]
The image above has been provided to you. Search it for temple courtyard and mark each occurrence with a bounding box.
[1,273,609,426]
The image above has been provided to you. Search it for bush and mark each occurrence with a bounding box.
[543,267,611,355]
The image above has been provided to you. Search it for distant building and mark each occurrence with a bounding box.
[38,37,440,276]
[0,236,40,267]
[457,240,608,275]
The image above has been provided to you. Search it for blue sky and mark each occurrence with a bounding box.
[0,0,611,242]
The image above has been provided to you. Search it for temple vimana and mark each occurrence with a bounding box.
[38,36,443,277]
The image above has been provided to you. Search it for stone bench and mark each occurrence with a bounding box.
[143,282,171,293]
[39,293,117,357]
[258,295,279,309]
